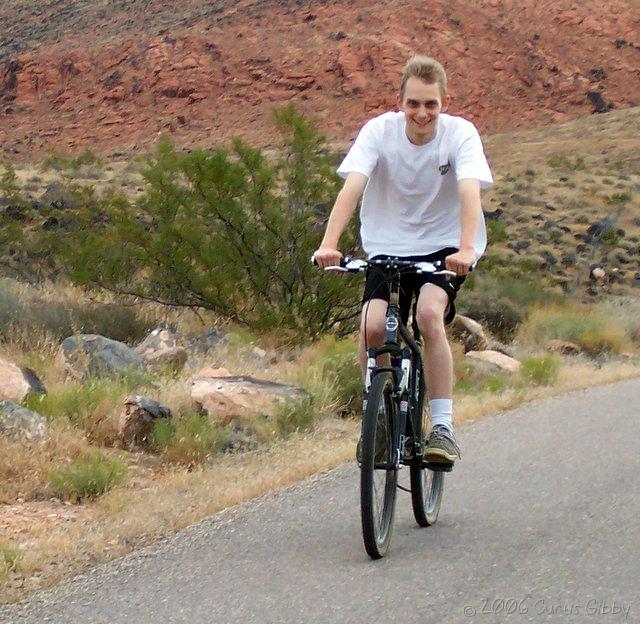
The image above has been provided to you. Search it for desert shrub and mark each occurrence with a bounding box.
[274,396,316,436]
[148,418,176,450]
[0,541,23,578]
[26,376,156,445]
[49,453,127,502]
[304,336,361,417]
[41,150,103,173]
[595,299,640,346]
[159,413,229,466]
[517,306,627,355]
[0,279,156,345]
[487,219,508,244]
[547,155,586,171]
[330,353,362,416]
[47,105,361,341]
[0,164,26,252]
[458,273,555,342]
[0,422,91,503]
[455,371,511,394]
[520,355,560,385]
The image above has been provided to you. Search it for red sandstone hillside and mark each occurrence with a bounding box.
[0,0,638,161]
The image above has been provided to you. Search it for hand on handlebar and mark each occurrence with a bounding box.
[312,246,342,270]
[445,249,476,276]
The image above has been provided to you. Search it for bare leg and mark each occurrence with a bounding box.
[358,298,388,374]
[414,284,452,400]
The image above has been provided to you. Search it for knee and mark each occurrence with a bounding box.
[360,300,388,347]
[416,304,446,340]
[361,318,386,346]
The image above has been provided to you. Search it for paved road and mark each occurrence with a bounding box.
[2,380,639,624]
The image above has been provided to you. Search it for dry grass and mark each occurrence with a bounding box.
[0,418,357,603]
[1,350,639,603]
[0,422,91,504]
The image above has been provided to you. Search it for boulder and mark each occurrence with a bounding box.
[186,329,229,357]
[191,372,310,425]
[0,401,48,443]
[590,266,606,283]
[449,315,489,352]
[118,395,172,449]
[58,334,145,379]
[0,357,47,402]
[135,328,188,370]
[546,340,581,355]
[466,350,522,373]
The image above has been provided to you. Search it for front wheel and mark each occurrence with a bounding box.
[360,371,398,559]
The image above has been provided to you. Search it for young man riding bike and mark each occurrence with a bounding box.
[314,55,493,466]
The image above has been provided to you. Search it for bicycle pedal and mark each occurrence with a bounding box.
[423,461,453,472]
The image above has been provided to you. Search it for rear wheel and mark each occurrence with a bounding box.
[409,362,444,526]
[360,371,398,559]
[410,459,445,526]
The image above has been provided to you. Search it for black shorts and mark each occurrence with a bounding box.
[361,247,465,326]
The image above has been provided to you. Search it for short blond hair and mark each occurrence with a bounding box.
[400,56,447,99]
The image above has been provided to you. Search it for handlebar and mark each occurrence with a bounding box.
[311,255,467,277]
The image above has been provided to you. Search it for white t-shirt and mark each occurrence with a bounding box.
[337,111,493,258]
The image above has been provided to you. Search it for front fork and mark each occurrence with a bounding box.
[363,345,412,469]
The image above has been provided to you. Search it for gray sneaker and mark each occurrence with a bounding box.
[424,425,461,465]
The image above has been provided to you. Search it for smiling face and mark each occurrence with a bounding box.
[397,77,451,145]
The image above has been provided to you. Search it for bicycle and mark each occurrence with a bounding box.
[319,256,458,559]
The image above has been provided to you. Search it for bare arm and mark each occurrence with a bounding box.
[445,178,483,275]
[313,172,368,268]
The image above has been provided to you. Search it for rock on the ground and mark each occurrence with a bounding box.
[186,329,229,357]
[449,315,489,352]
[0,357,47,402]
[191,371,310,425]
[466,350,522,373]
[58,334,145,380]
[118,395,172,449]
[135,328,188,370]
[0,401,48,443]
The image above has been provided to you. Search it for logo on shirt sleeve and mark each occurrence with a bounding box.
[439,161,451,175]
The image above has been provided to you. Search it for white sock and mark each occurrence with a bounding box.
[429,399,453,432]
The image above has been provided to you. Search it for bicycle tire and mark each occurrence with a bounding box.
[410,458,445,526]
[410,385,445,526]
[360,371,398,559]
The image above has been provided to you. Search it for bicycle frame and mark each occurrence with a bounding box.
[364,270,425,472]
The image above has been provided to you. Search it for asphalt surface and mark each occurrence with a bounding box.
[2,379,639,624]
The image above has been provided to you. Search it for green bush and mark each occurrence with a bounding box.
[517,306,627,355]
[547,155,585,170]
[0,279,156,345]
[458,273,555,342]
[49,454,127,502]
[274,396,316,436]
[520,355,559,385]
[26,376,156,445]
[308,337,362,417]
[46,105,361,341]
[0,164,26,254]
[487,219,508,244]
[0,541,23,578]
[41,150,103,173]
[454,367,512,395]
[159,413,229,466]
[148,418,176,450]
